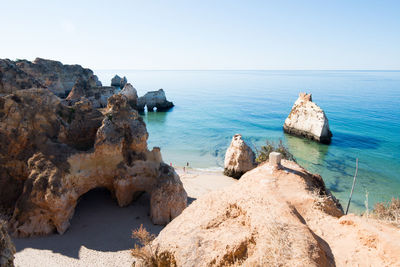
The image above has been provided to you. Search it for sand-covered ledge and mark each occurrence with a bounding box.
[12,168,236,267]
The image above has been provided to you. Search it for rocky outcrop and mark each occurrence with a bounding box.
[0,221,15,267]
[66,78,117,108]
[147,159,400,266]
[0,59,45,95]
[137,89,174,112]
[120,83,138,109]
[283,93,332,144]
[111,75,127,88]
[223,134,256,179]
[15,58,102,97]
[0,89,187,237]
[148,160,343,266]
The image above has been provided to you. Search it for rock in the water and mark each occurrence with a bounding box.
[149,160,344,266]
[283,93,332,144]
[111,75,127,88]
[137,89,174,112]
[0,89,187,237]
[223,134,256,179]
[0,220,15,267]
[15,58,101,97]
[120,83,138,109]
[0,59,45,95]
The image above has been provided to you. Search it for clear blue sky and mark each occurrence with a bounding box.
[1,0,399,70]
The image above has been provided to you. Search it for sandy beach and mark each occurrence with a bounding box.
[12,168,236,267]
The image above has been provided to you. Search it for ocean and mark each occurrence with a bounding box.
[95,70,400,213]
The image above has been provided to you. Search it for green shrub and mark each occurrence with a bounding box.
[255,140,295,163]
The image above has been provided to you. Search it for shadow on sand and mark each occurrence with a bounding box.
[12,188,164,259]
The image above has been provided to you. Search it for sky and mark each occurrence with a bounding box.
[0,0,399,70]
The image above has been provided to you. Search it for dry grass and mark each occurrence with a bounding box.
[131,224,176,267]
[372,197,400,227]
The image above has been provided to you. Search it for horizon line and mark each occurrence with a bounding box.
[94,68,400,72]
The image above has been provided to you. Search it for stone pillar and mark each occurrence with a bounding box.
[269,152,282,169]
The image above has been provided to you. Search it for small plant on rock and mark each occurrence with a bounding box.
[255,139,295,163]
[131,224,176,267]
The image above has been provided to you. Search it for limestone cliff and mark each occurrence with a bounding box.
[0,89,187,237]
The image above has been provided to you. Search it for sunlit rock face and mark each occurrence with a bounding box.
[0,59,45,95]
[283,93,332,144]
[0,89,186,237]
[120,83,138,109]
[137,89,174,112]
[147,160,344,267]
[223,134,256,179]
[15,58,102,97]
[66,77,117,108]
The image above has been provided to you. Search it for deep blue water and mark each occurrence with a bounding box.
[96,70,400,213]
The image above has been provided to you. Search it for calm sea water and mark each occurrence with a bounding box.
[96,70,400,213]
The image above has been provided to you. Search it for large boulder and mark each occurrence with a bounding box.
[0,221,15,267]
[111,75,127,88]
[147,160,344,266]
[223,134,256,179]
[137,89,174,112]
[283,93,332,144]
[0,59,45,95]
[146,159,400,266]
[120,83,138,109]
[15,58,102,97]
[0,89,187,237]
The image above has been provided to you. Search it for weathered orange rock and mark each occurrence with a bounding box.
[0,89,187,237]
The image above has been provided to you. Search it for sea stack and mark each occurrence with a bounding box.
[137,89,174,112]
[283,93,332,144]
[223,134,256,179]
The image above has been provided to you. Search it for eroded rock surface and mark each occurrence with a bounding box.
[111,75,127,88]
[0,221,15,267]
[120,83,138,109]
[223,134,256,179]
[137,89,174,112]
[66,77,117,108]
[283,93,332,144]
[0,59,45,95]
[0,89,186,237]
[148,160,400,267]
[16,58,102,97]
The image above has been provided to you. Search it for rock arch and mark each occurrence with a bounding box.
[0,90,187,237]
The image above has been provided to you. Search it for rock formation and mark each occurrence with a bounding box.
[15,58,102,97]
[111,75,127,88]
[137,89,174,112]
[0,221,15,267]
[120,83,138,109]
[223,134,256,179]
[0,59,45,95]
[283,93,332,144]
[66,77,117,108]
[146,159,400,267]
[0,88,187,237]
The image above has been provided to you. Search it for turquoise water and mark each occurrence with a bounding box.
[96,70,400,213]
